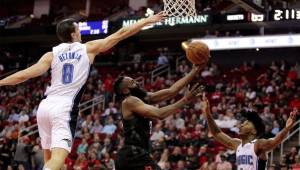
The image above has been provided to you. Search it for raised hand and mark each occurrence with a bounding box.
[145,11,166,24]
[184,83,204,102]
[286,108,298,129]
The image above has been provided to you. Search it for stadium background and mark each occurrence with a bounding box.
[1,0,300,169]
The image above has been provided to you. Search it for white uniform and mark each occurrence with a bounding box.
[37,42,90,152]
[236,140,267,170]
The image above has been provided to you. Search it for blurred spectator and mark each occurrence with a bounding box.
[98,137,113,157]
[151,124,165,141]
[18,111,29,123]
[185,146,199,169]
[103,102,118,117]
[90,119,103,134]
[174,112,185,130]
[169,146,184,165]
[14,137,32,170]
[31,144,43,170]
[101,116,117,135]
[77,138,88,154]
[286,147,298,165]
[176,160,187,170]
[200,157,216,170]
[81,115,93,130]
[73,153,88,170]
[198,146,210,167]
[292,155,300,170]
[216,154,232,170]
[102,152,115,170]
[157,52,169,66]
[177,60,190,75]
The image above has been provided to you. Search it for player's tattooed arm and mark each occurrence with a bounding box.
[256,109,298,152]
[146,64,204,104]
[202,96,241,150]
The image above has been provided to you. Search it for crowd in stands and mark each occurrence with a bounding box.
[1,50,300,169]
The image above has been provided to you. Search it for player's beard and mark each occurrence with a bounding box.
[129,86,147,101]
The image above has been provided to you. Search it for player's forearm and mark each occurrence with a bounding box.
[157,98,187,119]
[169,70,198,93]
[204,108,221,135]
[117,19,149,41]
[0,71,28,86]
[272,127,291,146]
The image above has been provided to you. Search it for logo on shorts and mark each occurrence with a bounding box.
[62,139,71,147]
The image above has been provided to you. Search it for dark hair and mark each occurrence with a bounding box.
[241,110,265,138]
[114,76,125,97]
[56,18,77,42]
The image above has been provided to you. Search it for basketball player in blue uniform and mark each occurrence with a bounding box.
[201,96,297,170]
[0,13,165,170]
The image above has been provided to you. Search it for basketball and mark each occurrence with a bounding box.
[182,41,210,65]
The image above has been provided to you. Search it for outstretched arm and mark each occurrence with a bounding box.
[202,96,241,150]
[86,12,165,61]
[256,109,298,152]
[147,64,203,104]
[0,52,52,86]
[123,84,203,120]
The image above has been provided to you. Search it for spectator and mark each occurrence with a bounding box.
[98,137,113,157]
[216,154,232,170]
[14,137,32,170]
[101,116,117,135]
[31,144,44,170]
[81,115,93,130]
[271,120,280,135]
[176,160,187,170]
[157,52,169,66]
[174,112,185,130]
[292,155,300,170]
[198,146,210,167]
[185,146,199,169]
[150,124,165,141]
[18,111,29,123]
[103,102,118,117]
[73,153,88,170]
[286,147,298,165]
[90,119,103,134]
[169,146,184,165]
[77,138,88,154]
[102,152,115,170]
[177,60,190,75]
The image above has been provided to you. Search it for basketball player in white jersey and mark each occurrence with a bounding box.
[201,96,297,170]
[0,12,165,170]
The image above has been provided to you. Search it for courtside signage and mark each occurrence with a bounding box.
[122,15,210,30]
[192,34,300,50]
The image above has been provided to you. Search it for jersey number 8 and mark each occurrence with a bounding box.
[62,63,74,84]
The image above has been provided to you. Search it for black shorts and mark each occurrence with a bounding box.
[115,145,161,170]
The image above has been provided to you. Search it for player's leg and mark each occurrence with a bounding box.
[36,99,52,164]
[43,148,69,170]
[43,149,51,163]
[116,146,162,170]
[44,99,76,170]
